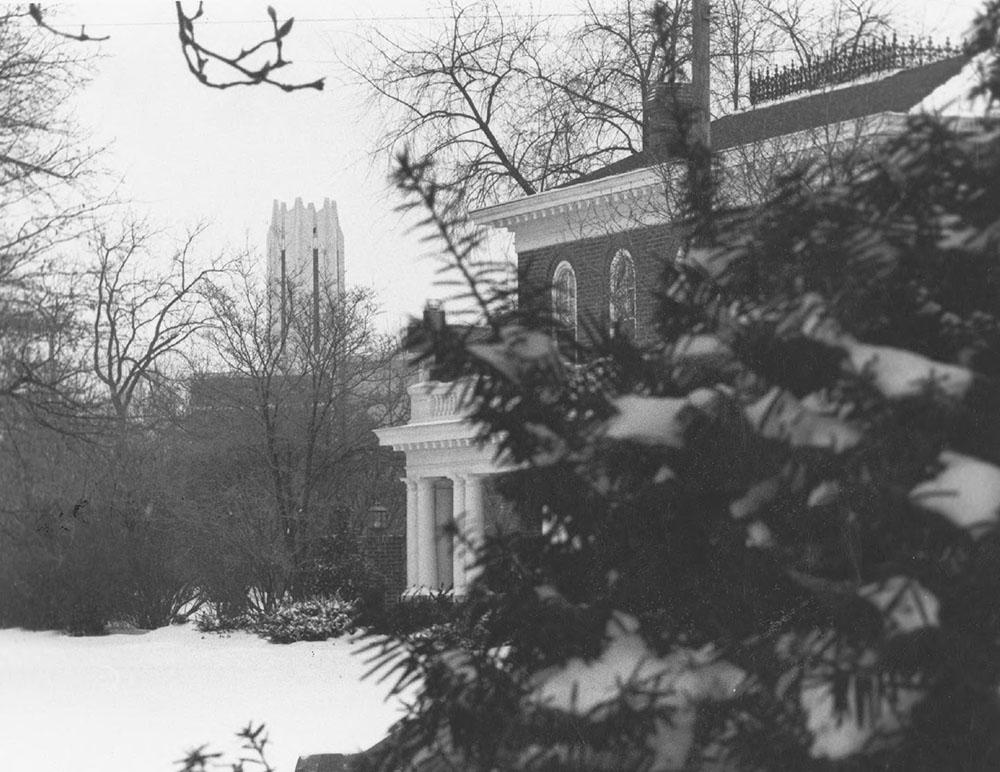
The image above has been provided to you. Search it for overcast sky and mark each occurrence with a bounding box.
[62,0,987,332]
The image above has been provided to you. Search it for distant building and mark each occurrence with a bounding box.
[266,198,345,339]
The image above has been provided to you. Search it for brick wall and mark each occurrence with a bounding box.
[519,222,682,345]
[360,532,405,606]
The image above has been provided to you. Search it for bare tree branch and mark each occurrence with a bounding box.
[87,220,228,434]
[174,2,324,92]
[27,3,108,43]
[194,258,408,593]
[0,11,106,427]
[351,0,905,207]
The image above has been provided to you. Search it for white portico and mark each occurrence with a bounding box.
[375,378,505,593]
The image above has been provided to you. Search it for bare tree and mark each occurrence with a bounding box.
[188,261,409,608]
[759,0,893,66]
[350,0,681,206]
[0,267,92,421]
[352,0,900,207]
[713,0,783,110]
[351,0,552,207]
[87,220,224,432]
[0,10,102,420]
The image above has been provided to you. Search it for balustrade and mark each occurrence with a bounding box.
[748,34,962,106]
[408,379,473,423]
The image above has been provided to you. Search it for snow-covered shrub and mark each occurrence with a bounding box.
[195,605,259,634]
[254,596,356,644]
[196,596,357,642]
[364,27,1000,770]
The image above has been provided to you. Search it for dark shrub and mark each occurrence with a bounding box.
[0,498,201,634]
[0,504,127,635]
[291,530,387,616]
[119,507,203,629]
[365,588,459,636]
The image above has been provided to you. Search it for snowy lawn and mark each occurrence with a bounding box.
[0,623,409,772]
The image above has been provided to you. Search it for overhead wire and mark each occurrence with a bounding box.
[56,12,588,28]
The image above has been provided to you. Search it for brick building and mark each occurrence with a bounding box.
[470,53,970,345]
[379,48,978,594]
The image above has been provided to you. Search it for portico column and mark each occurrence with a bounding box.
[416,477,438,588]
[405,478,419,586]
[451,476,468,595]
[464,474,487,585]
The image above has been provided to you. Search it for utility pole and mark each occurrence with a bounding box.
[691,0,711,148]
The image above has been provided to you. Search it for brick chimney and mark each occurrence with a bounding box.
[642,81,694,159]
[422,300,445,332]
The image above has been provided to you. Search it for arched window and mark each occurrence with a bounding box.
[551,260,577,341]
[609,249,636,338]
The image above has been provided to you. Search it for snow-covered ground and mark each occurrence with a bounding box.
[0,624,408,772]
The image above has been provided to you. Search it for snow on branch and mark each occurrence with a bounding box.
[801,677,921,760]
[603,388,720,447]
[843,339,974,399]
[860,576,940,635]
[909,450,1000,534]
[527,611,745,767]
[467,326,561,385]
[745,387,861,452]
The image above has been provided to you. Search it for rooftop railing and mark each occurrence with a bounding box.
[408,379,473,423]
[748,34,964,106]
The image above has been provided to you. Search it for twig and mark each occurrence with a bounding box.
[28,4,109,42]
[175,2,324,92]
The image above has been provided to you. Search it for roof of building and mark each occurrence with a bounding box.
[564,55,969,187]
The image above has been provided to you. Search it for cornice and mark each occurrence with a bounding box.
[375,416,483,451]
[470,166,674,230]
[467,113,911,251]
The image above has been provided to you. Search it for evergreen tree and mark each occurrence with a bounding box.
[366,5,1000,769]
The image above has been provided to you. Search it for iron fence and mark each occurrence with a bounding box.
[748,34,963,106]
